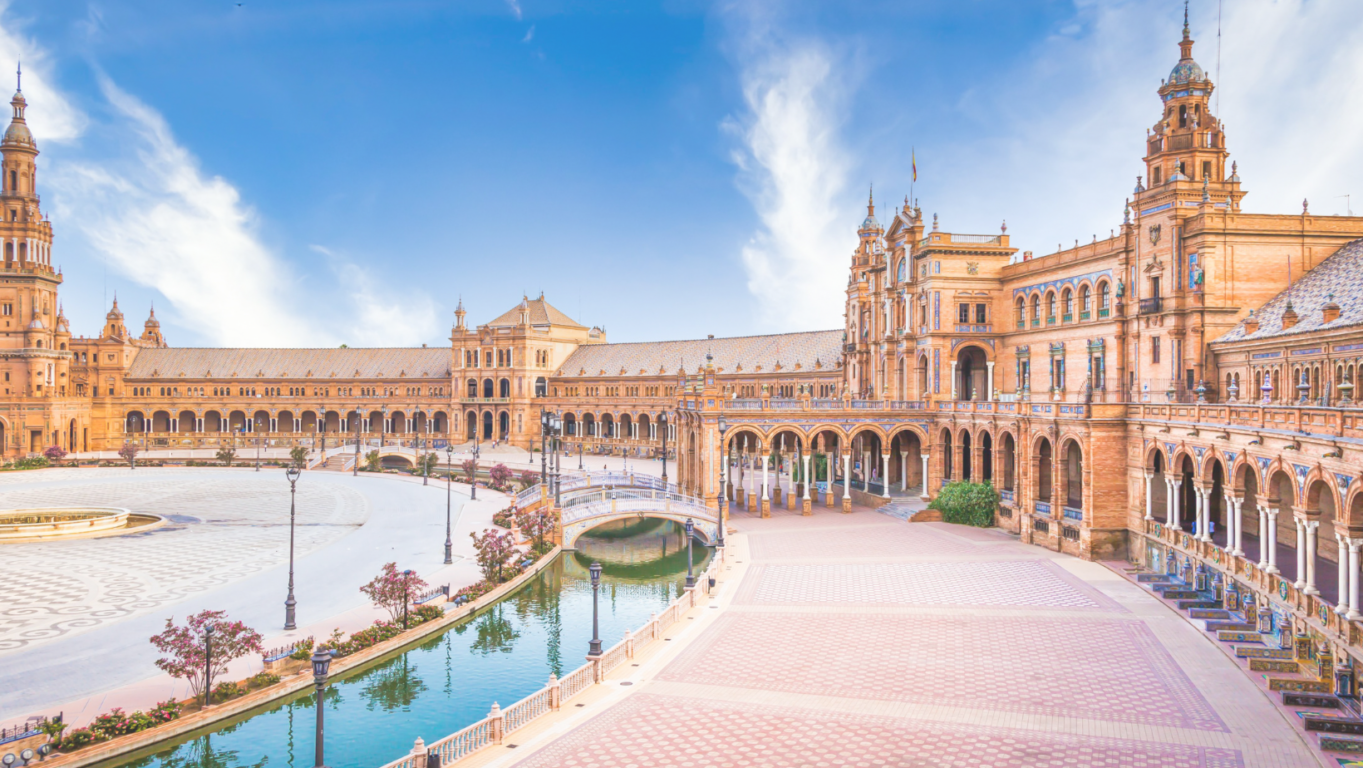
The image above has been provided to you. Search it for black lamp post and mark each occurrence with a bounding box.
[684,518,695,588]
[540,409,549,489]
[578,441,583,470]
[203,624,215,708]
[421,415,429,486]
[553,412,562,508]
[311,647,333,768]
[659,412,668,484]
[284,466,301,630]
[352,412,360,477]
[470,437,480,501]
[444,445,454,565]
[255,428,261,472]
[588,562,602,656]
[402,569,414,629]
[717,415,727,549]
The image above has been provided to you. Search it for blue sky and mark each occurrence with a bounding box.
[5,0,1362,347]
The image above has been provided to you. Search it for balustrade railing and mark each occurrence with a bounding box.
[378,553,725,768]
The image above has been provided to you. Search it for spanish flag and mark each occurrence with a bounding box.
[912,148,917,182]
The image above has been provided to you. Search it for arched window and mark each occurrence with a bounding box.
[1061,289,1073,321]
[466,378,477,398]
[1080,285,1091,316]
[499,378,511,398]
[1046,292,1057,323]
[1015,298,1025,328]
[897,259,906,283]
[1099,281,1111,315]
[1030,295,1040,324]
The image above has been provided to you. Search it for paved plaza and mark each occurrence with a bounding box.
[506,510,1321,768]
[0,467,490,725]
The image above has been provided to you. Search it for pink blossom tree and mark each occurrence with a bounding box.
[360,563,429,627]
[489,463,511,490]
[43,445,67,463]
[118,442,139,469]
[470,529,518,583]
[149,610,263,704]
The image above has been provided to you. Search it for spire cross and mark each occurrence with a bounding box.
[16,61,20,91]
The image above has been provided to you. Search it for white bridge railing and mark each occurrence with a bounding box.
[378,552,726,768]
[560,490,716,526]
[514,472,677,509]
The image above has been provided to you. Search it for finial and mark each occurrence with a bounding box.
[1123,198,1131,224]
[1303,198,1309,214]
[15,60,20,92]
[867,184,874,214]
[1000,219,1006,234]
[1201,174,1209,202]
[932,212,938,230]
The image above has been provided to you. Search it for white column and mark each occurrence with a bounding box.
[1257,505,1269,567]
[1348,539,1361,621]
[1304,520,1320,595]
[802,454,811,499]
[843,453,851,501]
[1144,474,1154,520]
[900,452,908,492]
[1337,534,1350,615]
[881,452,890,498]
[1294,518,1307,589]
[1230,496,1243,556]
[1265,507,1280,574]
[1193,489,1205,541]
[920,453,930,500]
[761,450,769,501]
[986,361,995,401]
[1169,479,1182,530]
[950,361,958,399]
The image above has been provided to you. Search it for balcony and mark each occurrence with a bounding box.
[1138,297,1162,315]
[1031,319,1041,328]
[1062,313,1073,323]
[1079,311,1090,321]
[1098,308,1110,318]
[1017,320,1025,330]
[1046,316,1056,325]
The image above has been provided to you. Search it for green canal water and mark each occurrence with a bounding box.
[102,519,711,768]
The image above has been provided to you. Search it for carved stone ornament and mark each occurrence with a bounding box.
[1148,224,1162,245]
[966,262,979,275]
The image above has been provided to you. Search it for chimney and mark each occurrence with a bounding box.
[1323,294,1341,323]
[1242,310,1258,335]
[1281,302,1299,330]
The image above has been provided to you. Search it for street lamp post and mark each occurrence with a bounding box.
[353,411,360,477]
[421,416,429,486]
[588,562,603,656]
[471,436,480,501]
[311,647,333,768]
[553,412,563,508]
[284,467,302,630]
[256,429,261,472]
[578,441,583,470]
[659,413,668,484]
[684,518,695,588]
[402,569,414,629]
[203,624,215,708]
[717,415,728,549]
[444,445,454,565]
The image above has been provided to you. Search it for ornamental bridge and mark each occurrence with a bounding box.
[513,472,718,550]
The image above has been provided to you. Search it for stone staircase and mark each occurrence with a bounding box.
[877,497,931,522]
[1124,556,1363,757]
[321,454,354,472]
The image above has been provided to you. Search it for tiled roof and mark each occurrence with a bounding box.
[126,348,452,380]
[556,330,843,377]
[1218,238,1363,343]
[485,295,585,329]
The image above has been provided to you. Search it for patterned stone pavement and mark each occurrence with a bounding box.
[508,510,1322,768]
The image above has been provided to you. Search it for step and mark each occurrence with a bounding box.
[1176,599,1220,610]
[1136,574,1171,583]
[1188,608,1230,619]
[1284,692,1341,708]
[1303,712,1363,735]
[1249,658,1300,673]
[1319,734,1363,753]
[1206,620,1256,632]
[1238,647,1294,660]
[1159,589,1201,600]
[1218,630,1264,643]
[1268,677,1332,693]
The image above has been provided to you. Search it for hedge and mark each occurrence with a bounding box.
[928,481,999,527]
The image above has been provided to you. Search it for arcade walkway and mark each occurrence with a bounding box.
[502,509,1320,767]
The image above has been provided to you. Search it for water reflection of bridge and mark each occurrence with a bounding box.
[516,475,720,550]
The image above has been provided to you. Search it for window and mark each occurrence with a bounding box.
[1080,286,1091,313]
[975,304,987,324]
[1202,160,1211,180]
[1152,337,1161,364]
[1015,298,1025,327]
[1046,292,1056,322]
[1150,276,1161,298]
[1152,166,1162,185]
[1178,104,1187,127]
[958,304,969,324]
[1061,289,1073,320]
[1031,295,1040,323]
[1,303,10,316]
[1099,282,1110,310]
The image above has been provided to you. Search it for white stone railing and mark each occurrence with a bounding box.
[379,551,725,768]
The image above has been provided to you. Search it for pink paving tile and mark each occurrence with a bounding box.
[734,559,1127,611]
[511,693,1245,768]
[658,612,1228,732]
[746,520,1013,561]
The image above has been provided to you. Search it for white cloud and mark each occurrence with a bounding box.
[310,245,440,346]
[0,5,85,142]
[726,35,857,331]
[47,75,329,347]
[522,24,535,43]
[505,0,523,21]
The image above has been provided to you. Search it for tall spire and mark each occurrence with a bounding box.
[1179,0,1194,60]
[867,184,874,216]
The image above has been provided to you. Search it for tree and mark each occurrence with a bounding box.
[489,463,511,490]
[928,481,999,528]
[469,528,517,583]
[518,470,538,491]
[461,458,477,484]
[417,452,439,476]
[216,447,236,466]
[516,507,553,552]
[289,446,308,469]
[149,610,263,703]
[359,563,429,626]
[43,445,68,463]
[119,442,139,469]
[364,450,380,472]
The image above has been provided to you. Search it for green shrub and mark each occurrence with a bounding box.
[289,637,316,660]
[928,481,999,527]
[59,728,100,751]
[412,604,444,625]
[247,671,281,689]
[90,708,134,739]
[212,681,242,700]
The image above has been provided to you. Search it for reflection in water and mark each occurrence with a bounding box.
[108,519,709,768]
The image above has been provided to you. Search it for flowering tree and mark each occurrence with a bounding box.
[118,442,139,469]
[43,445,67,463]
[518,470,538,491]
[360,563,429,626]
[150,610,263,703]
[470,529,518,583]
[489,463,511,490]
[515,507,553,552]
[462,458,477,484]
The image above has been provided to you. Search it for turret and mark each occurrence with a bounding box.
[140,305,166,347]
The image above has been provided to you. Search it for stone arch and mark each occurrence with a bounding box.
[177,409,196,434]
[1144,442,1166,471]
[204,410,223,432]
[482,378,494,398]
[151,410,172,433]
[959,426,974,481]
[941,427,955,481]
[583,412,597,437]
[465,409,478,440]
[278,409,296,433]
[1345,483,1363,531]
[482,410,494,440]
[389,410,407,433]
[1035,435,1053,502]
[499,377,511,398]
[498,410,510,440]
[432,410,449,434]
[125,410,147,433]
[954,344,991,400]
[601,412,615,438]
[228,410,247,432]
[466,378,478,398]
[998,430,1017,492]
[300,410,319,432]
[620,413,633,439]
[888,427,925,492]
[1060,437,1083,511]
[324,410,342,432]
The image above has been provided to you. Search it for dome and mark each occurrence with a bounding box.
[860,213,880,231]
[1168,58,1205,85]
[2,90,33,148]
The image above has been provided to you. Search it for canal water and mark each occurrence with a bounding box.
[104,519,711,768]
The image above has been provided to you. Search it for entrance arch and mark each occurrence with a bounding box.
[955,345,989,401]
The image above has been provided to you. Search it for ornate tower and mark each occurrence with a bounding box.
[1141,8,1233,194]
